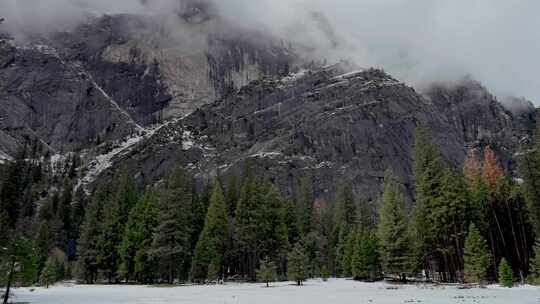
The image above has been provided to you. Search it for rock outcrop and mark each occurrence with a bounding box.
[102,65,534,202]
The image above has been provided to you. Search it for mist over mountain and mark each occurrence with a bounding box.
[1,0,539,103]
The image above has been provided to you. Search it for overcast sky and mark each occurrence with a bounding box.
[2,0,540,103]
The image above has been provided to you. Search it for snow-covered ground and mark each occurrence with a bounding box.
[11,279,540,304]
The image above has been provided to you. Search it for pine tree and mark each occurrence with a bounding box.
[206,258,221,283]
[258,184,290,268]
[56,179,73,248]
[529,239,540,284]
[120,190,159,282]
[333,221,348,277]
[189,182,206,252]
[70,188,88,241]
[225,175,238,217]
[149,165,192,284]
[287,243,308,286]
[257,258,278,287]
[521,115,540,236]
[0,155,26,228]
[40,258,56,288]
[434,169,469,281]
[410,125,445,278]
[334,184,356,228]
[1,236,39,303]
[320,265,329,281]
[96,193,122,283]
[284,199,299,246]
[352,230,379,280]
[114,167,139,225]
[377,169,409,280]
[235,171,261,281]
[463,224,490,283]
[76,184,108,284]
[296,177,314,236]
[341,229,356,277]
[191,182,228,282]
[498,258,514,287]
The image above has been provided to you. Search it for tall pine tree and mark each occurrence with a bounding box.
[410,125,445,279]
[119,190,159,282]
[76,184,109,283]
[149,165,192,284]
[521,115,540,236]
[191,182,229,282]
[377,169,410,280]
[463,223,490,283]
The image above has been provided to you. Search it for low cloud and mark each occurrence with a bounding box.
[1,0,539,103]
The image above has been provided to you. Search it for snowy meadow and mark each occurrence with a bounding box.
[12,279,540,304]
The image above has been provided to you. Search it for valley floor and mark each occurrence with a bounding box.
[11,279,540,304]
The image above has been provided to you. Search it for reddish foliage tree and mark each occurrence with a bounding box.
[482,146,504,190]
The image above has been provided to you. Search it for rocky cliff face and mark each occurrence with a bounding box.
[50,14,297,126]
[96,64,533,202]
[0,38,139,154]
[0,13,535,201]
[0,12,298,154]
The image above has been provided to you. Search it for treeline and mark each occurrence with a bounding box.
[3,123,540,292]
[61,126,540,285]
[0,141,82,301]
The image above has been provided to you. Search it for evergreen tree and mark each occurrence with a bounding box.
[377,169,409,280]
[1,236,39,304]
[70,188,88,241]
[521,115,540,236]
[287,243,308,286]
[114,167,139,225]
[0,155,26,228]
[284,199,299,245]
[352,230,379,280]
[334,184,356,228]
[341,229,356,277]
[96,193,122,283]
[296,177,314,236]
[191,182,228,282]
[40,258,57,288]
[225,175,238,217]
[498,258,514,287]
[434,169,469,280]
[189,182,207,253]
[410,125,446,278]
[56,179,73,248]
[235,171,260,281]
[36,219,55,272]
[257,258,278,287]
[76,185,108,283]
[119,190,159,282]
[320,265,329,281]
[206,258,221,283]
[463,224,490,283]
[529,239,540,284]
[149,165,192,284]
[258,184,290,268]
[333,221,348,277]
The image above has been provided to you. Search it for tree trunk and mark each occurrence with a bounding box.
[3,260,15,304]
